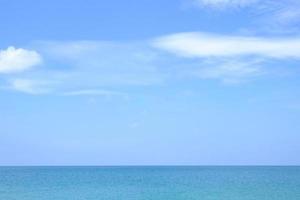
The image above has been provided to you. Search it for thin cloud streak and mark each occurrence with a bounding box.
[193,0,300,33]
[153,32,300,59]
[193,58,265,83]
[8,79,53,95]
[63,89,127,97]
[194,0,258,9]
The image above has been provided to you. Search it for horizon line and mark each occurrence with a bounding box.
[1,165,300,167]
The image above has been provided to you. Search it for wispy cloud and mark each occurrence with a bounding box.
[194,0,258,9]
[1,31,299,94]
[36,40,165,86]
[8,79,53,95]
[0,47,42,74]
[63,89,127,97]
[193,0,300,33]
[256,0,300,28]
[153,32,300,59]
[0,41,167,95]
[153,31,300,82]
[194,58,264,83]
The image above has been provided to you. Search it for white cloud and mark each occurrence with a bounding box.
[2,34,298,95]
[153,32,300,59]
[0,46,42,74]
[153,31,300,82]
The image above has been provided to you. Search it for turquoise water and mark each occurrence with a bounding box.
[0,166,300,200]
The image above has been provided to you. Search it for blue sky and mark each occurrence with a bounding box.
[1,0,300,165]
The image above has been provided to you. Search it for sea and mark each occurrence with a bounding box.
[0,166,299,200]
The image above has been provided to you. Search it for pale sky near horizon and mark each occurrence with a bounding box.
[1,0,300,165]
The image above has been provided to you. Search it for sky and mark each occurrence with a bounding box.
[1,0,300,166]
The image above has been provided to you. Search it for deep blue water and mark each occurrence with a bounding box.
[0,166,300,200]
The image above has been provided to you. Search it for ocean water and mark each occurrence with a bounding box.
[0,166,299,200]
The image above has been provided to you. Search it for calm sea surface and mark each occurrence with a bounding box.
[0,166,299,200]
